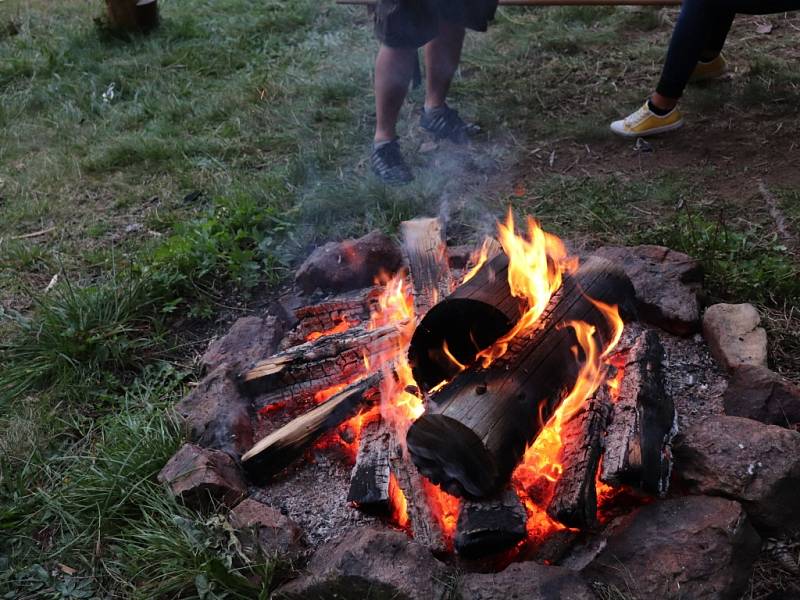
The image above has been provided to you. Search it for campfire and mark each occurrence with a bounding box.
[234,212,678,558]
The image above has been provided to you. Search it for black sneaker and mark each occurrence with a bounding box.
[420,104,478,144]
[370,139,414,185]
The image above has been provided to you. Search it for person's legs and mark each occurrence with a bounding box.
[423,22,466,111]
[374,45,417,143]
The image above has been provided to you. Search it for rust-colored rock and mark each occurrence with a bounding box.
[702,303,768,372]
[458,562,595,600]
[723,365,800,428]
[594,244,703,335]
[294,230,402,294]
[229,498,305,559]
[175,365,253,456]
[200,315,283,373]
[583,495,760,600]
[273,527,451,600]
[158,443,246,510]
[673,415,800,532]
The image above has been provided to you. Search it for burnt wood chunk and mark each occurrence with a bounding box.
[242,373,382,483]
[409,251,523,391]
[407,256,636,499]
[390,443,449,555]
[455,488,527,557]
[400,218,453,316]
[347,418,392,511]
[601,330,676,495]
[547,386,613,529]
[238,324,401,397]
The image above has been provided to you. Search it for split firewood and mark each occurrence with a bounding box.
[454,487,527,557]
[546,385,613,529]
[389,442,449,555]
[600,330,676,495]
[241,372,383,483]
[407,256,637,499]
[238,324,401,397]
[409,251,523,391]
[347,418,393,511]
[400,218,453,316]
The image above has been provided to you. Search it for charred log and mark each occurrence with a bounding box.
[347,418,392,511]
[409,252,523,391]
[600,330,677,495]
[546,386,613,529]
[407,257,636,499]
[454,488,527,557]
[241,373,382,483]
[238,324,401,397]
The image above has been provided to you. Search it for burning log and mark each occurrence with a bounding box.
[238,324,401,398]
[454,488,528,557]
[406,256,636,499]
[600,330,677,495]
[389,443,450,555]
[409,252,522,391]
[546,386,613,529]
[400,218,453,316]
[242,373,382,483]
[347,418,393,511]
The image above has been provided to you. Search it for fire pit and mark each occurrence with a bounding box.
[159,213,800,599]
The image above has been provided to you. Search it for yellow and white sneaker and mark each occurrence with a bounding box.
[690,54,726,82]
[610,102,684,138]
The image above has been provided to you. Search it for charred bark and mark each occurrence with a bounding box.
[238,324,401,397]
[600,330,676,495]
[347,418,392,511]
[454,488,527,557]
[546,386,613,529]
[407,256,636,499]
[241,373,382,483]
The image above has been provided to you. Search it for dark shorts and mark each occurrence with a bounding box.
[375,0,499,48]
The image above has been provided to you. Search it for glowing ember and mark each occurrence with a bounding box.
[389,472,410,530]
[306,318,353,342]
[477,211,578,367]
[422,479,460,541]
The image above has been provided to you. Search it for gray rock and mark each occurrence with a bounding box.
[673,415,800,532]
[458,562,595,600]
[723,364,800,427]
[175,365,253,456]
[702,303,768,372]
[229,498,305,560]
[294,230,402,295]
[200,314,283,373]
[274,527,451,600]
[594,245,703,336]
[583,495,760,600]
[158,443,246,510]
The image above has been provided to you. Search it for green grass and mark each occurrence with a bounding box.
[1,1,799,596]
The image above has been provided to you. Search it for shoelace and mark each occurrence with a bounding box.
[624,105,652,128]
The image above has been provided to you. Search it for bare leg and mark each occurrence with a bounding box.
[374,44,417,143]
[423,22,466,111]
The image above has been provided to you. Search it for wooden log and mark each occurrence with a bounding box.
[241,373,382,483]
[600,330,677,495]
[455,488,528,557]
[409,252,522,391]
[400,218,453,316]
[347,418,392,511]
[390,444,449,555]
[546,385,613,529]
[238,323,401,397]
[406,256,637,499]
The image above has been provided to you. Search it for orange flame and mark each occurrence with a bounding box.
[389,472,410,529]
[461,237,493,285]
[306,318,353,342]
[478,211,578,367]
[422,479,460,540]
